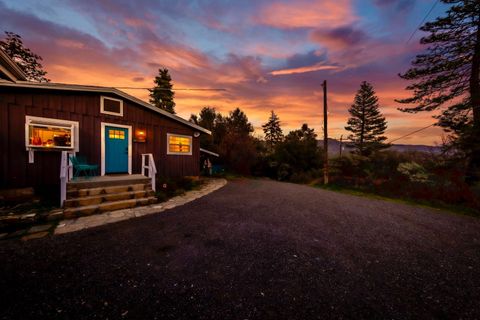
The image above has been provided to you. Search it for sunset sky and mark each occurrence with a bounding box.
[1,0,450,145]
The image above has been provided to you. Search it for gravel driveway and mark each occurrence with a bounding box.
[1,179,479,319]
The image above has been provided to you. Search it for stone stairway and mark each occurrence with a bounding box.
[64,175,157,219]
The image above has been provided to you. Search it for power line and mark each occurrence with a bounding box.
[387,123,436,144]
[114,86,227,91]
[406,0,440,44]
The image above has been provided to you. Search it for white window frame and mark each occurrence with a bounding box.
[25,115,79,152]
[100,96,123,117]
[167,133,193,156]
[100,122,132,175]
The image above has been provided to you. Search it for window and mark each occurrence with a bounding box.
[108,129,125,140]
[100,96,123,116]
[25,116,78,151]
[167,133,192,155]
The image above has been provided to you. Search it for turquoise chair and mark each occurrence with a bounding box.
[69,155,98,179]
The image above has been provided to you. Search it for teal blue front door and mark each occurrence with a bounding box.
[105,126,129,173]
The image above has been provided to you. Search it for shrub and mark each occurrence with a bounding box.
[397,162,430,183]
[155,176,202,201]
[329,151,480,212]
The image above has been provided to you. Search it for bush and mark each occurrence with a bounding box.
[155,176,202,201]
[397,162,430,183]
[329,151,480,213]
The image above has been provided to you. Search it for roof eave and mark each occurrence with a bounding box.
[0,81,211,135]
[0,49,27,81]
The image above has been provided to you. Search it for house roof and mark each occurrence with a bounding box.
[200,148,219,157]
[0,48,28,82]
[0,80,211,135]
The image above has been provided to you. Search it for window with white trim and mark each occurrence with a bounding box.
[100,96,123,116]
[167,133,192,155]
[25,116,79,151]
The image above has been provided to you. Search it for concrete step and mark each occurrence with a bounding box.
[63,196,158,219]
[64,190,155,208]
[67,183,151,198]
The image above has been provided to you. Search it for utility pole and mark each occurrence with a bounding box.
[339,135,343,158]
[322,80,329,185]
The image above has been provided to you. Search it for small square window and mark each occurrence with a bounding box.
[101,96,123,116]
[109,129,125,139]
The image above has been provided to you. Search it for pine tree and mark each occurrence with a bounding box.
[262,110,284,151]
[225,108,254,135]
[396,1,480,182]
[149,68,175,114]
[0,31,49,82]
[275,124,322,175]
[190,107,220,151]
[220,108,256,174]
[345,81,388,156]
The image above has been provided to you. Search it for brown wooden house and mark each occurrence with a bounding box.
[0,49,210,208]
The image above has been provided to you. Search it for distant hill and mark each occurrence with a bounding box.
[317,139,441,156]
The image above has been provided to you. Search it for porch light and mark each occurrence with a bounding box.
[135,129,147,142]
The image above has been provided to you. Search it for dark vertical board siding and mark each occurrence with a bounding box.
[8,103,26,187]
[0,88,201,190]
[0,99,9,187]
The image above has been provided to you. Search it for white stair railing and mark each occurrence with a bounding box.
[141,153,157,192]
[60,151,74,207]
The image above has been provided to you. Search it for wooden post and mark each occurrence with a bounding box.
[323,80,329,185]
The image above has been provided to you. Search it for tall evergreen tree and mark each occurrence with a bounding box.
[396,0,480,182]
[149,68,175,114]
[225,108,254,135]
[262,110,284,151]
[217,108,256,174]
[0,31,49,82]
[197,107,217,132]
[345,81,388,156]
[190,107,220,151]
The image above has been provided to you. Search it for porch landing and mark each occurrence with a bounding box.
[68,174,149,189]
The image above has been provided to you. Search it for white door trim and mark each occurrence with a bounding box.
[101,122,132,176]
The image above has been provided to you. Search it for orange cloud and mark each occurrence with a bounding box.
[256,0,356,29]
[271,64,340,76]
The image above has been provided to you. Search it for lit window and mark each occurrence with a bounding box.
[108,129,125,140]
[167,134,192,155]
[26,115,78,151]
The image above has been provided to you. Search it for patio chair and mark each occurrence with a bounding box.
[69,155,99,179]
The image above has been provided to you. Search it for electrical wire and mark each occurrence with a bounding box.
[387,123,436,144]
[406,0,440,44]
[114,86,227,91]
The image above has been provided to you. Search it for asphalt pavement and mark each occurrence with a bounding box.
[1,178,479,319]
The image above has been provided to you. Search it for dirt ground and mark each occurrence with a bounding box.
[1,178,479,319]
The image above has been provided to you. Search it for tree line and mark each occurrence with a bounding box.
[188,80,387,181]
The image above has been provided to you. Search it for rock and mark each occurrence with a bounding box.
[109,211,126,218]
[47,210,64,221]
[21,231,49,241]
[9,229,27,238]
[20,213,37,221]
[0,215,21,224]
[28,224,52,234]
